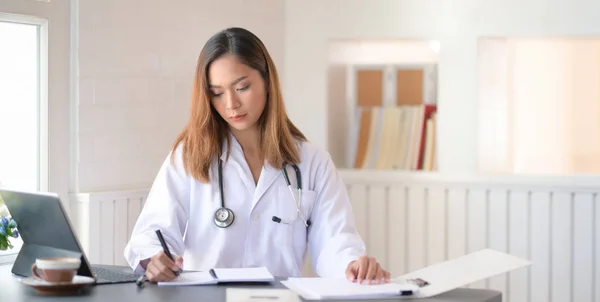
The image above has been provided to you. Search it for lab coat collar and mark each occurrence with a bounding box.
[219,134,282,212]
[219,135,255,195]
[253,163,281,211]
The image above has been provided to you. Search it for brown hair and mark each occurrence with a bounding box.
[171,27,306,183]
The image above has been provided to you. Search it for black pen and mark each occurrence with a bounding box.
[155,229,183,276]
[135,230,181,288]
[135,274,147,288]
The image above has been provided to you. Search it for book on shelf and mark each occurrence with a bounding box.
[350,104,437,171]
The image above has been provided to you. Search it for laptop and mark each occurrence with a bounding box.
[0,188,141,284]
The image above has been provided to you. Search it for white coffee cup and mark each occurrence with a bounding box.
[31,257,81,283]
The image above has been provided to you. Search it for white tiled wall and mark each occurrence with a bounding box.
[75,0,285,192]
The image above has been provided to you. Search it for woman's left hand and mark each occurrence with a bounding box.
[345,256,391,284]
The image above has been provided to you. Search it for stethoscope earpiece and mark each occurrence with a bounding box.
[272,215,311,227]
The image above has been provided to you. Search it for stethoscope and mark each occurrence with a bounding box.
[213,159,312,228]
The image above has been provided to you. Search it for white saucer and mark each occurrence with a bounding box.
[22,275,95,295]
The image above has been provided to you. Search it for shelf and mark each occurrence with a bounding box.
[327,63,438,172]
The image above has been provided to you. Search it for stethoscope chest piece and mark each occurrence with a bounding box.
[214,207,235,228]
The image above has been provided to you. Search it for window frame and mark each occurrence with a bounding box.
[0,12,49,263]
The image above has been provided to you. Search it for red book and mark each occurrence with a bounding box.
[416,104,437,170]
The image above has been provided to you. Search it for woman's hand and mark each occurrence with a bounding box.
[144,251,184,283]
[345,256,391,284]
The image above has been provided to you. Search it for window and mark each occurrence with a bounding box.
[0,14,48,260]
[478,37,600,175]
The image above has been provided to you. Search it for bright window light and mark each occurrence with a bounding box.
[0,21,40,191]
[478,37,600,175]
[0,17,44,258]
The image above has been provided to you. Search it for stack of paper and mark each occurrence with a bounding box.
[158,267,274,286]
[281,278,420,300]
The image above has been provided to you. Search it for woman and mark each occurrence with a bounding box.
[124,27,390,284]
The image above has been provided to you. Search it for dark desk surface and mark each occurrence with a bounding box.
[1,263,502,301]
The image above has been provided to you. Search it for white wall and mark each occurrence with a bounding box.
[328,40,440,65]
[283,0,600,174]
[0,0,71,205]
[76,0,285,192]
[5,0,600,194]
[326,65,348,169]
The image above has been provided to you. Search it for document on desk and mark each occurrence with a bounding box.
[226,288,301,302]
[394,249,531,298]
[281,249,531,300]
[158,267,274,286]
[281,277,421,300]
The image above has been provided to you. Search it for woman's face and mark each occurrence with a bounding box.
[208,54,267,133]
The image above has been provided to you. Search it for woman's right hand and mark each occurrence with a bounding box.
[144,251,183,282]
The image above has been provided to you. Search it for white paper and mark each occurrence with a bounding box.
[213,267,274,282]
[158,267,275,286]
[226,288,301,302]
[280,277,420,300]
[281,249,531,300]
[158,271,217,286]
[394,249,532,298]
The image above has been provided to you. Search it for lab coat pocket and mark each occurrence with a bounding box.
[275,185,317,273]
[275,186,315,241]
[275,185,316,228]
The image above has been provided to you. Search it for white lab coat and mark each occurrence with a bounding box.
[124,135,366,278]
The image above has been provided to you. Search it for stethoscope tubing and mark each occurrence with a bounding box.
[215,159,310,228]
